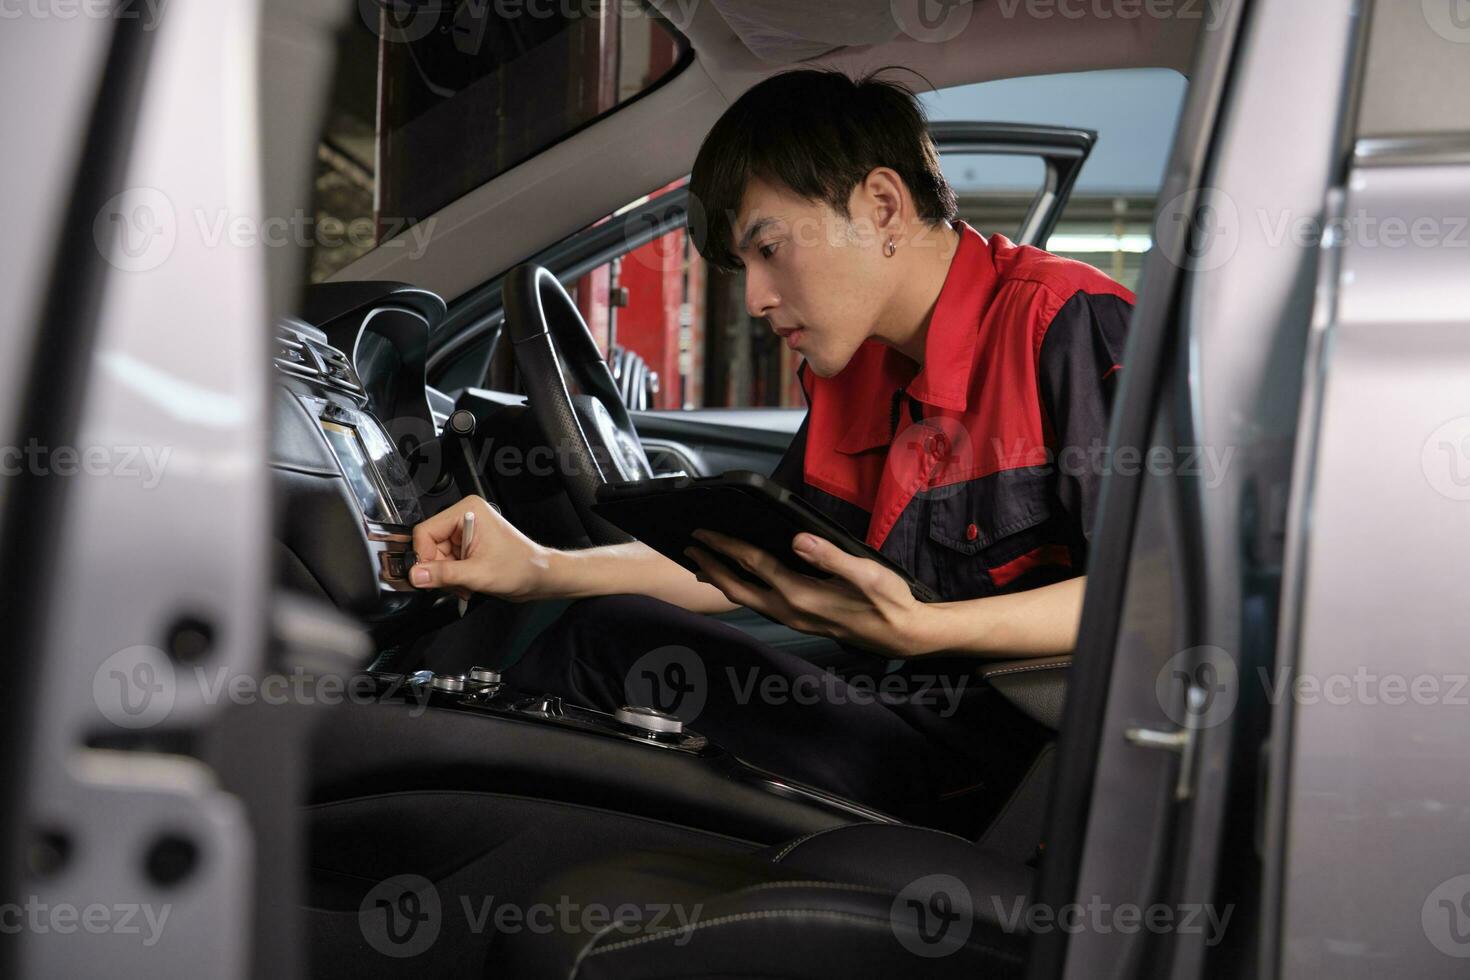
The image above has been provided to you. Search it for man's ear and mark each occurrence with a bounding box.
[853,167,908,244]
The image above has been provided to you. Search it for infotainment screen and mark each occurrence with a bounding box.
[319,418,397,524]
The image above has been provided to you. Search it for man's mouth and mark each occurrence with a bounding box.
[774,326,804,351]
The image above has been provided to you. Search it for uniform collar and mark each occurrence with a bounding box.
[826,222,997,454]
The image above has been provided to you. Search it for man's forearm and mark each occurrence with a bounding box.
[539,540,738,614]
[912,576,1086,658]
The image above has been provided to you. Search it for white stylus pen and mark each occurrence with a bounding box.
[459,510,476,561]
[457,510,475,615]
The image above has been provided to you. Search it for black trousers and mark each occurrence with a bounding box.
[503,595,1017,829]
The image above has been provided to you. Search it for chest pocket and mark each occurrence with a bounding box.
[924,471,1068,600]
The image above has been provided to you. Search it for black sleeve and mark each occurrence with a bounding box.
[768,413,810,493]
[1037,291,1131,542]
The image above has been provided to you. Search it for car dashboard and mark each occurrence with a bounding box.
[271,282,450,624]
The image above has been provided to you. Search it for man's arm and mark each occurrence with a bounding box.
[910,576,1085,657]
[685,529,1082,659]
[537,539,739,614]
[409,495,738,615]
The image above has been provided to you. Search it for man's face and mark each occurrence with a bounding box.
[729,176,891,378]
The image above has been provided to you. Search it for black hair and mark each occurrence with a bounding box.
[688,68,957,271]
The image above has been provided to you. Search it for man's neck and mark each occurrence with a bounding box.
[872,221,963,368]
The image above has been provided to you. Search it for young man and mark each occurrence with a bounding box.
[409,70,1132,821]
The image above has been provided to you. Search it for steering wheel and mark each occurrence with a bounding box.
[502,263,654,546]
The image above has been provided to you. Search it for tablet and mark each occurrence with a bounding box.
[592,470,942,603]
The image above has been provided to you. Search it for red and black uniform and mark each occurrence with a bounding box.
[506,224,1132,825]
[773,221,1133,601]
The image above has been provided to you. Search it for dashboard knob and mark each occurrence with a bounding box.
[468,666,502,685]
[614,705,683,734]
[430,674,466,693]
[448,409,476,437]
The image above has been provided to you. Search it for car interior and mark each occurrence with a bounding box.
[266,1,1207,976]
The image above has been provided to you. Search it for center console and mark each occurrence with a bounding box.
[380,666,892,817]
[272,318,422,611]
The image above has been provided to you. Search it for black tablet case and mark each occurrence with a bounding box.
[592,470,941,603]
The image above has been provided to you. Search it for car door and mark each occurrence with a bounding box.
[1024,1,1387,978]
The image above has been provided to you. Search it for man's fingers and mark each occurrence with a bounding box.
[792,533,881,591]
[692,530,793,589]
[409,558,467,591]
[412,501,466,560]
[686,546,769,612]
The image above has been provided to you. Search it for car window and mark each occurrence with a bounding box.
[922,68,1188,290]
[309,1,688,282]
[565,143,1055,412]
[444,68,1187,412]
[940,152,1047,242]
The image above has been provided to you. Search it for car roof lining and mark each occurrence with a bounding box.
[332,0,1201,302]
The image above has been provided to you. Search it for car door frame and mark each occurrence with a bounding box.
[1026,0,1377,977]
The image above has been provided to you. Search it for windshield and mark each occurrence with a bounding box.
[310,1,689,281]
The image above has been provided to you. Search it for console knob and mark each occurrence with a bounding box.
[448,409,476,437]
[431,674,466,693]
[468,666,502,685]
[614,705,683,734]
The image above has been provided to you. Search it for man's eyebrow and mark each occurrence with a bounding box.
[736,216,779,251]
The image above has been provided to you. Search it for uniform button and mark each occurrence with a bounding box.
[965,523,979,542]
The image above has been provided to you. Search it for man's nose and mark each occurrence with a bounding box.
[744,269,779,319]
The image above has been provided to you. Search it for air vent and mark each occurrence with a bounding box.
[273,332,321,380]
[272,323,363,398]
[304,339,363,394]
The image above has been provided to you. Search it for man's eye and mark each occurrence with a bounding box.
[759,242,779,259]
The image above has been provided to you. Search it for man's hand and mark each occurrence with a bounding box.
[685,529,933,658]
[409,495,553,601]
